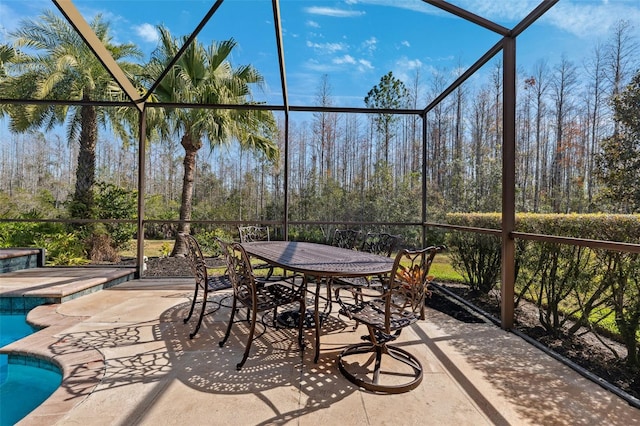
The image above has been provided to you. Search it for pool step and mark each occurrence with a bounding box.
[0,267,136,313]
[0,248,45,274]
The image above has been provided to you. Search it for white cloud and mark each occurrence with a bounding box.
[134,23,159,43]
[334,54,357,65]
[304,58,338,72]
[447,0,640,40]
[392,56,436,86]
[543,2,640,38]
[401,40,410,48]
[306,20,320,28]
[362,37,377,54]
[306,40,347,54]
[331,55,374,73]
[397,56,423,70]
[358,59,374,71]
[454,0,537,22]
[343,0,640,41]
[305,7,366,18]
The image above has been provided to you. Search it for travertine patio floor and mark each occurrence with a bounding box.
[2,271,639,425]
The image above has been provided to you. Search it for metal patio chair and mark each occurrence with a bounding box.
[238,225,277,279]
[217,239,306,370]
[238,225,271,243]
[335,245,445,393]
[181,232,233,339]
[331,228,361,250]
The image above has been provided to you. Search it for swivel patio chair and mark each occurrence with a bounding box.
[217,239,306,370]
[335,245,445,393]
[181,232,233,339]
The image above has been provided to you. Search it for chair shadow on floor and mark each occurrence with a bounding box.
[159,296,361,422]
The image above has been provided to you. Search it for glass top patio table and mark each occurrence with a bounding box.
[241,241,395,363]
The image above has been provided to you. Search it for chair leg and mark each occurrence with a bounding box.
[298,299,306,349]
[272,307,278,328]
[372,345,383,384]
[184,283,200,323]
[237,308,258,370]
[219,297,237,347]
[189,286,208,339]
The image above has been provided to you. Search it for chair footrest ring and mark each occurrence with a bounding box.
[337,342,423,394]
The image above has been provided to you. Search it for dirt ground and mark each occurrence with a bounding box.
[143,256,639,403]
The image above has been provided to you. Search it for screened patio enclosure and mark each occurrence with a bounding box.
[4,0,639,332]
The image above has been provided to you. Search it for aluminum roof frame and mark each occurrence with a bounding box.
[45,0,562,329]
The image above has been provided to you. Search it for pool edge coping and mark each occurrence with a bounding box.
[2,304,105,426]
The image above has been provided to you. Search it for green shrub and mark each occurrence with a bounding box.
[599,251,640,369]
[445,213,501,294]
[195,228,234,257]
[34,232,88,265]
[93,182,137,250]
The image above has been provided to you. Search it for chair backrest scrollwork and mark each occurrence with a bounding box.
[217,238,256,306]
[360,232,401,257]
[181,232,208,288]
[332,229,360,250]
[387,245,445,320]
[238,226,270,243]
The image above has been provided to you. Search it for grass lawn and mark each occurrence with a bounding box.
[430,255,465,283]
[119,239,175,258]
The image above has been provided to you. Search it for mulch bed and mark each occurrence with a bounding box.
[142,256,224,277]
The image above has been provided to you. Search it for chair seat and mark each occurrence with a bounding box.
[235,282,303,311]
[339,298,418,332]
[207,275,233,291]
[333,275,384,289]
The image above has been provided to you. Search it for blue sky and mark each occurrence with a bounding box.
[1,0,640,109]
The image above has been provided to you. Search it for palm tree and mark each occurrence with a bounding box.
[1,10,141,222]
[0,44,16,78]
[143,27,278,256]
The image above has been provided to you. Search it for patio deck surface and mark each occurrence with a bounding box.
[2,271,639,425]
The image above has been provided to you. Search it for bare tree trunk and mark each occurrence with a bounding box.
[550,56,578,213]
[71,102,97,220]
[584,43,605,211]
[171,132,200,257]
[606,20,637,137]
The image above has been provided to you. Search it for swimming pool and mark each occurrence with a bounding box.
[0,313,62,426]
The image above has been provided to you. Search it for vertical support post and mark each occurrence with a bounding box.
[136,107,147,278]
[283,113,289,240]
[421,112,428,248]
[501,36,516,329]
[271,0,289,240]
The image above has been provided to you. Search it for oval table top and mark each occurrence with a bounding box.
[241,241,394,277]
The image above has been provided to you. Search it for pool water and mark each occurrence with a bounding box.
[0,314,62,426]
